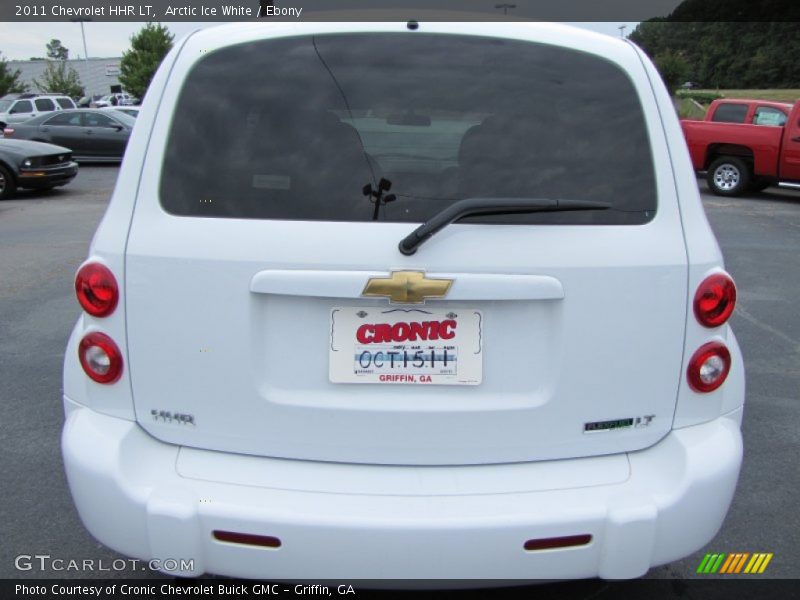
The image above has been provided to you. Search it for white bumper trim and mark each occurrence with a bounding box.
[62,399,742,580]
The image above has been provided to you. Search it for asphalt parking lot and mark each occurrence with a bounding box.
[0,166,798,594]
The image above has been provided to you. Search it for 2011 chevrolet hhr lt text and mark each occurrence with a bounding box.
[62,22,745,581]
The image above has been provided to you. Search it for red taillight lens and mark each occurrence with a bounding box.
[75,263,118,317]
[694,273,736,327]
[687,341,731,393]
[78,332,123,383]
[3,127,15,137]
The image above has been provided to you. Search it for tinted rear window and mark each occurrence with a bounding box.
[46,112,82,126]
[56,97,75,109]
[35,98,55,111]
[161,33,657,225]
[711,103,748,124]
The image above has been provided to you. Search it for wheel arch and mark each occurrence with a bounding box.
[703,144,754,171]
[0,158,19,198]
[0,157,17,182]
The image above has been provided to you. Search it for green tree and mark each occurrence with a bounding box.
[654,51,690,94]
[119,23,174,100]
[0,52,28,96]
[33,61,84,97]
[629,18,800,89]
[46,39,69,61]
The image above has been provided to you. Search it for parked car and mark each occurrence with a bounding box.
[100,106,141,119]
[681,81,702,90]
[0,138,78,200]
[0,93,77,130]
[92,93,136,108]
[62,22,744,582]
[77,94,104,109]
[2,109,135,162]
[681,98,800,195]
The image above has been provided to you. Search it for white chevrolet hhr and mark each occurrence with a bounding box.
[62,22,744,581]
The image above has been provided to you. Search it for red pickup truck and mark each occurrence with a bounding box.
[681,98,800,196]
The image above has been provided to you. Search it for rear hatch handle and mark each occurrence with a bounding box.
[251,270,564,302]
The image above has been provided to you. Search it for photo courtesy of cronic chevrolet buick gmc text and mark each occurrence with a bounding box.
[62,22,745,582]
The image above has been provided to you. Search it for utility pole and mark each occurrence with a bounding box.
[71,18,90,60]
[495,3,516,15]
[618,24,627,38]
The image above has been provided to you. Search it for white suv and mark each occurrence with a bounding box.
[0,93,76,129]
[62,22,745,581]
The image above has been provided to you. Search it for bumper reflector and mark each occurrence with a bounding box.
[524,534,592,551]
[213,530,282,548]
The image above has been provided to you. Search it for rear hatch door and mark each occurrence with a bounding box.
[125,26,687,465]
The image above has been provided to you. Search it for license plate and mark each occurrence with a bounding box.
[329,307,483,385]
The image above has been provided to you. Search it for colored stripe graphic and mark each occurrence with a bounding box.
[720,553,736,573]
[744,554,761,574]
[711,553,726,573]
[758,553,773,573]
[719,553,736,573]
[700,552,774,574]
[734,553,750,573]
[696,554,713,573]
[699,553,725,574]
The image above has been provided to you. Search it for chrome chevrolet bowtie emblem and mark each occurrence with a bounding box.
[362,271,453,304]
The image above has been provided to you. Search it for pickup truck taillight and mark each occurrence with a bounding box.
[694,273,736,328]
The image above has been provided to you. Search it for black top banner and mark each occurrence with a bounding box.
[3,0,800,22]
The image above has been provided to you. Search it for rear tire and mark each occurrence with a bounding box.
[0,164,16,200]
[707,157,750,197]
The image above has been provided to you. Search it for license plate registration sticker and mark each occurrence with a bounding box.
[329,307,483,385]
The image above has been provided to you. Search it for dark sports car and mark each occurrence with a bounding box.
[2,109,135,162]
[0,139,78,200]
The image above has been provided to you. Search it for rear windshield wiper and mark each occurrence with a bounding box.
[398,197,612,255]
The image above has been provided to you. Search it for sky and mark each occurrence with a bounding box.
[0,22,639,60]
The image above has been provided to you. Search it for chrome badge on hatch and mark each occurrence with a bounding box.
[362,271,453,304]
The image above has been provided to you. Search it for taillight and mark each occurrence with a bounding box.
[78,332,123,383]
[3,127,14,137]
[75,262,118,317]
[687,341,731,393]
[694,273,736,327]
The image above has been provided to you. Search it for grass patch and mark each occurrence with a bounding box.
[695,89,800,103]
[678,97,708,119]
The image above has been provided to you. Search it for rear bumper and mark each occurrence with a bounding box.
[62,400,743,581]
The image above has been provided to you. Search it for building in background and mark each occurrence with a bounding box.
[7,57,124,98]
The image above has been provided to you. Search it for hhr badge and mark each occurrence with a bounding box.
[362,271,453,304]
